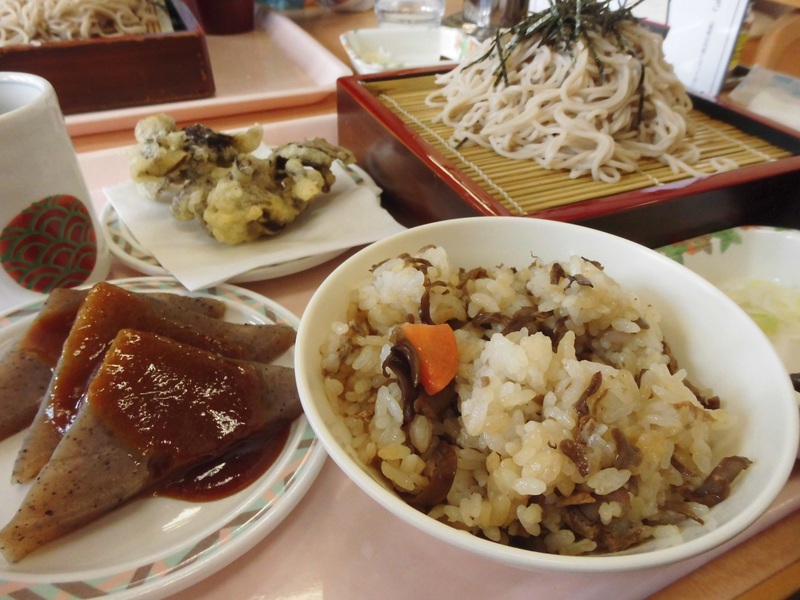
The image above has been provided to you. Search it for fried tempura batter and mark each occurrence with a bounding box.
[130,113,355,245]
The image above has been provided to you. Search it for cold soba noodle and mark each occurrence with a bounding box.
[0,0,167,46]
[426,1,728,183]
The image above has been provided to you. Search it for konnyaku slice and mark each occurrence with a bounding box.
[0,329,302,562]
[0,287,227,443]
[12,282,295,482]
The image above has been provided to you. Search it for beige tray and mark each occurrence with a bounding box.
[67,115,800,600]
[64,9,352,136]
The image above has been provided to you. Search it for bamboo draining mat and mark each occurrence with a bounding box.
[364,75,793,216]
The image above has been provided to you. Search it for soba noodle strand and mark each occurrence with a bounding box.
[0,0,167,46]
[426,19,717,183]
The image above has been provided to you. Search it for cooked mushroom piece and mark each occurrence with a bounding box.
[404,440,458,510]
[381,338,420,424]
[684,456,753,507]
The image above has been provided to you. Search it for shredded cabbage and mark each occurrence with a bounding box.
[722,279,800,391]
[722,280,800,340]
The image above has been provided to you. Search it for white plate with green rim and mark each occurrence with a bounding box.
[658,225,800,457]
[0,276,326,599]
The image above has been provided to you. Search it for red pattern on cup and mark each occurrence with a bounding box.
[0,194,98,293]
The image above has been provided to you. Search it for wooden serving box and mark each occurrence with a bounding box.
[337,68,800,248]
[0,0,215,115]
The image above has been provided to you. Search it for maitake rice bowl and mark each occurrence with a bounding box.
[295,217,798,572]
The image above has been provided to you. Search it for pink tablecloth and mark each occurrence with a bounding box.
[76,122,800,600]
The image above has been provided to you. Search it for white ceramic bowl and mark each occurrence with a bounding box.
[294,217,799,572]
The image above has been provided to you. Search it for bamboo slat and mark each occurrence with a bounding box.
[366,75,793,217]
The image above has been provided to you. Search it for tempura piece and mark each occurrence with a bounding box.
[130,114,355,244]
[203,139,355,244]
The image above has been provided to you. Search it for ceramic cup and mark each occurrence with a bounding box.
[0,72,110,310]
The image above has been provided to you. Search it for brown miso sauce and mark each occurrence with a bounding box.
[24,291,83,364]
[156,422,291,501]
[90,329,267,468]
[89,329,292,502]
[47,283,246,434]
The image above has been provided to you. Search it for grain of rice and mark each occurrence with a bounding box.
[381,461,416,491]
[378,442,411,461]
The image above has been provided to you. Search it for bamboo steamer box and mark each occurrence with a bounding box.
[336,67,800,248]
[0,0,215,115]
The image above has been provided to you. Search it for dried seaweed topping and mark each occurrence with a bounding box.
[468,0,646,85]
[183,124,235,153]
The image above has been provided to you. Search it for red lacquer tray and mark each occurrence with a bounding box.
[337,68,800,248]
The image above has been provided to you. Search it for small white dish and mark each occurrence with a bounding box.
[658,226,800,369]
[340,27,455,74]
[0,276,327,598]
[658,225,800,456]
[103,159,404,291]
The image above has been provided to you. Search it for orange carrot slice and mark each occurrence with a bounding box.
[399,323,459,395]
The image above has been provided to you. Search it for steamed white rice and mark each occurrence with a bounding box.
[321,246,742,555]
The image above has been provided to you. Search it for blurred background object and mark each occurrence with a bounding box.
[316,0,375,11]
[462,0,528,33]
[257,0,304,11]
[442,0,528,38]
[374,0,445,27]
[722,0,799,132]
[0,0,215,115]
[728,65,800,131]
[195,0,256,33]
[741,0,800,78]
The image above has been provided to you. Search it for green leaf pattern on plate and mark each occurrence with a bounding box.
[657,228,745,264]
[0,277,322,599]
